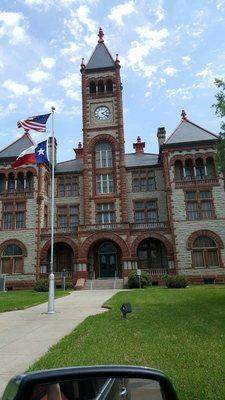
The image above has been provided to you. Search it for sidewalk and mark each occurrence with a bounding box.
[0,289,119,396]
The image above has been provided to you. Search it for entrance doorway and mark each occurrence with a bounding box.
[99,242,117,278]
[47,242,74,272]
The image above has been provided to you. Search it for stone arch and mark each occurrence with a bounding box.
[40,237,78,262]
[89,134,119,153]
[131,233,173,257]
[187,230,224,250]
[0,239,27,256]
[80,232,130,260]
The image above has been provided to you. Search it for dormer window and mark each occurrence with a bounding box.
[95,142,112,168]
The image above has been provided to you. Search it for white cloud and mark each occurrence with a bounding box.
[58,73,81,101]
[108,0,137,26]
[0,103,17,118]
[216,0,225,10]
[41,57,56,69]
[0,12,28,44]
[40,98,64,113]
[166,87,192,100]
[154,2,166,23]
[182,55,191,66]
[164,66,178,76]
[27,68,51,83]
[2,80,40,97]
[0,60,4,69]
[2,80,30,96]
[126,26,168,77]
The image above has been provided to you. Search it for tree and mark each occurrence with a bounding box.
[213,79,225,172]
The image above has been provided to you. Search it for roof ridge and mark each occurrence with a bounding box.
[56,158,82,165]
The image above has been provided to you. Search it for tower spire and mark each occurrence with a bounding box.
[98,27,104,43]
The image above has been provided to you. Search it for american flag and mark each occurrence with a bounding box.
[17,113,51,132]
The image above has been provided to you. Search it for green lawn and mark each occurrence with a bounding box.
[29,286,225,400]
[0,289,69,312]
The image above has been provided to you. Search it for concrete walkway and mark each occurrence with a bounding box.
[0,289,120,396]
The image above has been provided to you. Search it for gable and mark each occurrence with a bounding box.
[0,133,34,160]
[165,119,218,146]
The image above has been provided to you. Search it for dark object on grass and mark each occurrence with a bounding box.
[120,303,132,318]
[128,270,151,288]
[34,279,49,292]
[163,275,188,288]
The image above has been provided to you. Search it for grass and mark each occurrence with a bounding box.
[29,286,225,400]
[0,289,69,312]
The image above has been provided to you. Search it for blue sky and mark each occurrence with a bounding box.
[0,0,225,161]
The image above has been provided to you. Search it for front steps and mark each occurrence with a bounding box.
[84,278,124,290]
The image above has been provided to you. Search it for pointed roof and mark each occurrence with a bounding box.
[165,110,218,146]
[86,28,115,71]
[0,133,34,161]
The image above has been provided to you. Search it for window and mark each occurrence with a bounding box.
[57,176,79,197]
[106,79,113,92]
[132,169,156,192]
[2,202,26,230]
[196,158,205,180]
[8,173,15,193]
[192,236,219,268]
[1,244,24,274]
[89,81,96,94]
[96,174,114,194]
[134,200,158,223]
[95,142,112,168]
[185,191,213,220]
[96,203,115,224]
[57,205,79,229]
[98,80,104,92]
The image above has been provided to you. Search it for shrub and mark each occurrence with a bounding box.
[34,279,49,292]
[128,270,151,289]
[163,274,188,289]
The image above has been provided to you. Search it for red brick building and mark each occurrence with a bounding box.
[0,29,225,289]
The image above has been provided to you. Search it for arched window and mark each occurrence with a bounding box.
[8,173,15,193]
[185,159,194,181]
[98,80,104,93]
[95,142,112,168]
[174,160,183,181]
[137,238,168,269]
[17,172,24,191]
[0,173,6,193]
[192,236,220,268]
[1,243,24,274]
[206,157,216,179]
[26,171,34,190]
[89,81,96,94]
[106,79,113,92]
[195,158,205,180]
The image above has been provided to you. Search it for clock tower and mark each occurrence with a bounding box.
[80,28,128,226]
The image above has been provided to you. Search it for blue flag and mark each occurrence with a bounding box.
[35,140,48,164]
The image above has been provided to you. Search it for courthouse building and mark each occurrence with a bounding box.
[0,28,225,289]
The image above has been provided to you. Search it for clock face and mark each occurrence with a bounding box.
[94,106,110,121]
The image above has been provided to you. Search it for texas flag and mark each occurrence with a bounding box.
[12,140,48,168]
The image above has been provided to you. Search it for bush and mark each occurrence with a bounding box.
[128,270,151,289]
[34,279,49,292]
[163,275,188,288]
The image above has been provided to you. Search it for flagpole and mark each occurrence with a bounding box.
[48,106,56,314]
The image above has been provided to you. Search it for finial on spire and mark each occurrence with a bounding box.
[78,142,82,148]
[80,58,85,70]
[98,27,104,42]
[181,110,187,120]
[137,136,141,143]
[115,54,120,65]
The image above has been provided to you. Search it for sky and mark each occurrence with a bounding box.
[0,0,225,161]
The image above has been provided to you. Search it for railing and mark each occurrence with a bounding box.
[0,190,34,198]
[41,226,78,235]
[39,271,74,279]
[175,178,218,187]
[78,223,127,232]
[130,221,169,230]
[142,268,169,276]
